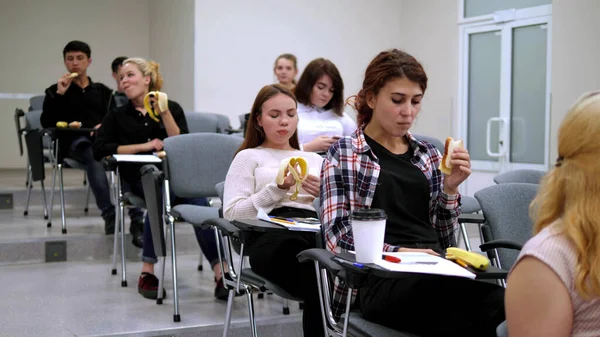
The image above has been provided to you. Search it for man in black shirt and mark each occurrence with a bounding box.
[41,41,144,243]
[110,56,129,108]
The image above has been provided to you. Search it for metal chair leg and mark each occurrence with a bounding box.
[198,253,203,271]
[460,222,471,251]
[222,289,235,337]
[110,172,118,276]
[40,180,48,220]
[24,167,32,216]
[24,157,30,186]
[244,285,258,337]
[47,165,56,228]
[157,256,166,305]
[164,180,181,322]
[282,298,290,315]
[58,164,67,234]
[84,183,91,213]
[117,171,127,287]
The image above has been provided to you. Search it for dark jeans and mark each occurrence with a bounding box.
[69,137,143,220]
[357,243,505,337]
[124,178,220,268]
[249,207,324,337]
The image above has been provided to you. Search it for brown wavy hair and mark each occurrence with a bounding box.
[236,84,300,155]
[530,91,600,299]
[349,49,427,128]
[295,58,344,116]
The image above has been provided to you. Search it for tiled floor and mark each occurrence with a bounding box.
[0,255,302,337]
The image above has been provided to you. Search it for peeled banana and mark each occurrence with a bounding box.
[68,72,78,79]
[143,91,168,122]
[446,247,490,271]
[276,157,309,201]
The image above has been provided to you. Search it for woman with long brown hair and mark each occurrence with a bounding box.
[273,53,298,91]
[506,92,600,336]
[223,84,325,336]
[320,49,505,336]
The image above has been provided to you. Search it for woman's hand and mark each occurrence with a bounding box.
[443,147,471,194]
[277,169,296,190]
[149,96,170,116]
[301,174,320,197]
[304,136,338,152]
[143,138,164,152]
[396,247,440,256]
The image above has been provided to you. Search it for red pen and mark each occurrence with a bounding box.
[382,255,401,263]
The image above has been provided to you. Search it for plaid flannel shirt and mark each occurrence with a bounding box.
[319,128,462,320]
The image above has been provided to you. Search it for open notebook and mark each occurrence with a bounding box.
[112,154,161,163]
[371,252,476,279]
[257,208,321,231]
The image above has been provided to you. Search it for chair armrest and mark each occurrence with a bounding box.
[479,239,523,252]
[458,213,485,224]
[202,218,239,237]
[297,248,343,278]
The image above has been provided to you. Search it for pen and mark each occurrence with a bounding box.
[455,259,469,268]
[269,216,295,225]
[333,257,365,269]
[382,255,401,263]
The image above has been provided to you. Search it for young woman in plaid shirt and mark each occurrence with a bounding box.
[320,49,505,336]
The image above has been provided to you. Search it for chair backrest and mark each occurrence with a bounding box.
[29,95,44,111]
[184,111,219,133]
[164,133,243,198]
[413,134,444,153]
[204,113,231,133]
[215,181,225,201]
[25,110,43,130]
[474,183,539,268]
[493,169,547,185]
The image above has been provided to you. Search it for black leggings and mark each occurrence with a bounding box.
[248,207,324,337]
[358,243,505,337]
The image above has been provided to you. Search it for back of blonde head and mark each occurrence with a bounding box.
[531,91,600,299]
[123,57,163,92]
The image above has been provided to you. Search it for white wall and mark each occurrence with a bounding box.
[398,0,459,139]
[194,0,404,127]
[0,0,150,169]
[149,0,195,111]
[550,0,600,160]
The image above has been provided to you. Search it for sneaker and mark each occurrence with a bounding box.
[103,212,116,235]
[214,273,243,301]
[129,218,144,248]
[138,272,166,300]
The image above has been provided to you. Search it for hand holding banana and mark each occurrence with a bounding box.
[276,157,309,200]
[143,91,169,122]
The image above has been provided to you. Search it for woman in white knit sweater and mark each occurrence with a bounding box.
[223,84,324,336]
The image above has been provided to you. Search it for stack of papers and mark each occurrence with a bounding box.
[257,208,321,232]
[374,252,476,279]
[112,154,162,163]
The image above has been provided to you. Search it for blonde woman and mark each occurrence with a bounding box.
[93,57,230,301]
[506,91,600,336]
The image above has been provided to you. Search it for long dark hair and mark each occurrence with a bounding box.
[295,58,344,116]
[351,49,428,128]
[236,84,300,155]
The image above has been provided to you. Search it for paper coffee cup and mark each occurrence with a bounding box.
[351,208,387,263]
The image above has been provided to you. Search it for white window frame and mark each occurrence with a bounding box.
[456,3,552,173]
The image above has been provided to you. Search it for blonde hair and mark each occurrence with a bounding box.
[530,90,600,299]
[123,57,163,91]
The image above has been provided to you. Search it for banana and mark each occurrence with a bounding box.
[143,91,168,122]
[56,121,68,128]
[276,157,309,201]
[68,72,78,79]
[68,121,82,129]
[446,247,490,271]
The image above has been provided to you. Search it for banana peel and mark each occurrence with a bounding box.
[446,247,490,271]
[276,157,309,201]
[143,91,168,122]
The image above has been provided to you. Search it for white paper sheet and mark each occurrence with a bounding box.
[372,252,476,279]
[112,154,162,163]
[257,208,321,232]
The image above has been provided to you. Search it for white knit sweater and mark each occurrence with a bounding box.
[223,147,324,220]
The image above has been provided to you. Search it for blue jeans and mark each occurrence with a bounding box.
[69,137,143,220]
[124,178,221,268]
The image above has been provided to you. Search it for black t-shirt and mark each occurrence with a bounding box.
[365,134,438,246]
[92,99,188,181]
